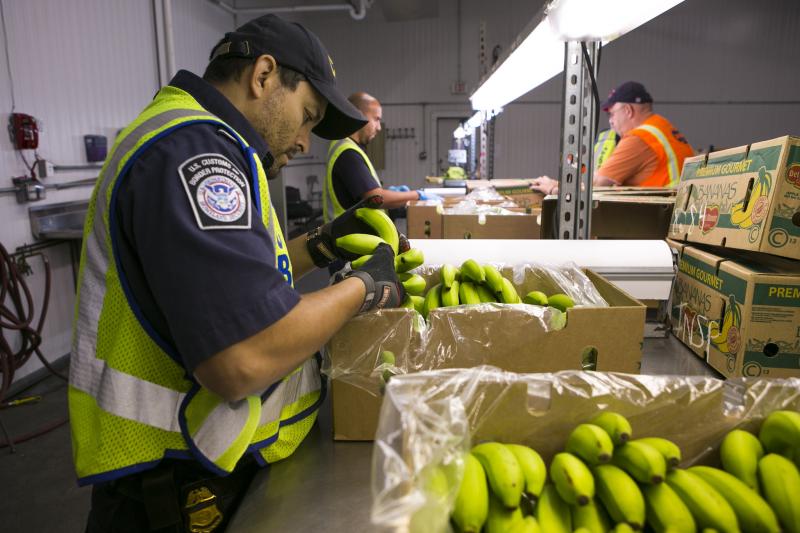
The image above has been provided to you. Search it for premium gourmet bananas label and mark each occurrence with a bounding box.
[669,136,800,260]
[671,244,800,378]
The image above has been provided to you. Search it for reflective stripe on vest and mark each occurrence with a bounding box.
[323,138,381,223]
[69,85,320,485]
[633,124,681,187]
[593,129,617,171]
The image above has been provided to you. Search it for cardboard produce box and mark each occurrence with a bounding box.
[669,135,800,260]
[327,269,645,440]
[370,368,800,531]
[407,200,541,239]
[669,241,800,378]
[540,194,674,239]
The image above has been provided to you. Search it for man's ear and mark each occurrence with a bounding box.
[250,54,278,97]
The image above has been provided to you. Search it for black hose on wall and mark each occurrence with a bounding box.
[0,241,68,452]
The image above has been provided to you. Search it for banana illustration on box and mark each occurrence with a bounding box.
[730,166,772,229]
[709,293,742,355]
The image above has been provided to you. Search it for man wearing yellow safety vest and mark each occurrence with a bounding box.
[70,15,404,532]
[531,81,694,194]
[323,92,442,224]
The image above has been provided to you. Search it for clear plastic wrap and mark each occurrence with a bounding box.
[323,263,609,392]
[442,200,522,215]
[371,367,800,530]
[465,187,506,202]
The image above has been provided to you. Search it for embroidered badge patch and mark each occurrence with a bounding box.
[178,153,251,230]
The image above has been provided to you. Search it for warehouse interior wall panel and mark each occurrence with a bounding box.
[172,0,235,75]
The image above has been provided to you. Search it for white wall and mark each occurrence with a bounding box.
[0,0,232,383]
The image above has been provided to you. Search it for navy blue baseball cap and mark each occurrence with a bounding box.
[209,14,367,140]
[601,81,653,112]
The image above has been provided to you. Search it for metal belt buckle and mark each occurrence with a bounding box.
[184,486,223,533]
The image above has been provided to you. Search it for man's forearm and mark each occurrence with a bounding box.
[364,188,419,209]
[593,174,619,187]
[288,234,317,279]
[194,277,365,402]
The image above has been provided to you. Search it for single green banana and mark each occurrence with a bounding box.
[689,465,780,533]
[395,248,425,273]
[508,516,542,533]
[566,423,614,466]
[422,283,442,319]
[550,452,594,506]
[612,440,667,484]
[476,284,498,303]
[612,523,636,533]
[440,263,458,288]
[523,290,548,306]
[535,484,572,533]
[758,453,800,533]
[506,444,547,500]
[758,410,800,459]
[499,277,521,303]
[720,429,764,492]
[399,273,426,296]
[351,254,370,268]
[641,481,697,533]
[471,442,524,509]
[593,464,645,530]
[485,492,524,533]
[573,528,592,533]
[354,207,399,254]
[335,233,386,255]
[441,280,460,307]
[379,350,395,384]
[459,281,482,305]
[635,437,682,469]
[571,498,611,533]
[665,468,739,532]
[452,453,489,533]
[591,412,633,446]
[408,464,450,533]
[401,294,425,314]
[483,264,505,294]
[548,293,576,312]
[460,259,486,283]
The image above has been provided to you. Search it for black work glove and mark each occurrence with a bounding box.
[306,195,386,268]
[337,243,404,313]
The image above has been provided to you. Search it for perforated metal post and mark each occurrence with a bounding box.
[557,41,599,239]
[487,116,495,180]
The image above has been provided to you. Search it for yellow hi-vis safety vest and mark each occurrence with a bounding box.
[593,129,618,171]
[68,84,322,486]
[323,137,381,223]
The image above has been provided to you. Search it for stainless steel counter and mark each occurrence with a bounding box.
[228,335,718,532]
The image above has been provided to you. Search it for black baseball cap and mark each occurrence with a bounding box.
[209,14,367,140]
[601,81,653,112]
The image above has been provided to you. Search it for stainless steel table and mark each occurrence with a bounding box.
[228,335,718,532]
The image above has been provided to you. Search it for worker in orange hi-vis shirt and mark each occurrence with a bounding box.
[531,81,694,194]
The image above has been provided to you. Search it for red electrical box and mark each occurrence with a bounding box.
[9,113,39,150]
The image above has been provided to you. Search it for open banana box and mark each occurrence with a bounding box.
[370,367,800,531]
[324,264,646,441]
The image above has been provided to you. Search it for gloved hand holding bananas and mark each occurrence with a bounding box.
[306,194,410,267]
[335,243,404,313]
[413,408,800,533]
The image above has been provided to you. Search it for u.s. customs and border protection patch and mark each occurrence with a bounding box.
[178,153,252,230]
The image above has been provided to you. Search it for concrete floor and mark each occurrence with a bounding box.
[0,260,718,533]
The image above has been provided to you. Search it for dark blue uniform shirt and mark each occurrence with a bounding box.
[331,145,379,210]
[115,70,300,373]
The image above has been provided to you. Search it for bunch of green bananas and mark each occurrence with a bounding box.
[439,409,800,532]
[420,262,577,320]
[338,208,427,306]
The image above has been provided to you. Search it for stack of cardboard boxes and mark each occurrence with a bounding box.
[668,135,800,379]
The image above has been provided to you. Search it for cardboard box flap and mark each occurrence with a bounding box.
[371,368,800,529]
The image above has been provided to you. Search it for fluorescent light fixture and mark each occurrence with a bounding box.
[469,0,686,111]
[547,0,686,42]
[470,18,563,112]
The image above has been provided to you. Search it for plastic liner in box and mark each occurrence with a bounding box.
[370,366,800,530]
[322,263,608,395]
